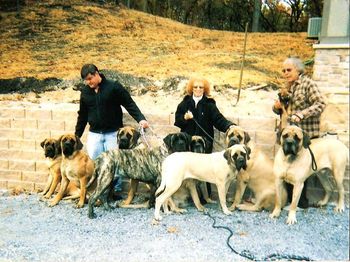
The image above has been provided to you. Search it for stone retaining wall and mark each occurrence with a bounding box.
[0,103,349,205]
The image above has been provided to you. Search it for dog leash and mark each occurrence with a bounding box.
[204,211,312,261]
[139,126,151,149]
[192,118,226,151]
[307,147,318,171]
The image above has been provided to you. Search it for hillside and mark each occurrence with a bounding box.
[0,0,318,117]
[0,1,316,84]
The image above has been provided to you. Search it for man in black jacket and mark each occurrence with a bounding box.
[75,64,149,194]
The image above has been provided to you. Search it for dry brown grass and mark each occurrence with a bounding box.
[0,0,316,87]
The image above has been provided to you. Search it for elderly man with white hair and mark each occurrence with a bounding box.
[272,56,326,209]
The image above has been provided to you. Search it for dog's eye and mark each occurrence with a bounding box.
[282,134,288,140]
[237,135,242,141]
[293,134,301,142]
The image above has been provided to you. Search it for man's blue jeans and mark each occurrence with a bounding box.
[86,131,122,192]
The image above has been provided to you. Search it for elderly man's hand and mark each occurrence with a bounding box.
[274,100,282,110]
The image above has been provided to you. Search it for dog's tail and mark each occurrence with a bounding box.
[155,182,166,198]
[86,168,97,188]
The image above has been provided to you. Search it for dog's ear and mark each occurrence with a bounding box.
[40,139,47,149]
[133,129,141,146]
[223,148,233,165]
[163,134,172,149]
[55,139,62,155]
[244,132,251,144]
[75,135,84,150]
[183,132,192,150]
[276,128,283,145]
[302,131,311,148]
[244,146,251,160]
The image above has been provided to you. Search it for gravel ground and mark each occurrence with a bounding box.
[0,192,349,262]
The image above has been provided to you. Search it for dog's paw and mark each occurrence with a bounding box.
[228,204,237,211]
[334,205,344,213]
[48,202,57,207]
[269,208,281,219]
[223,209,232,215]
[151,219,160,225]
[88,212,97,219]
[286,213,297,225]
[75,202,84,209]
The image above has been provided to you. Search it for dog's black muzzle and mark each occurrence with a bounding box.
[118,137,130,149]
[191,143,205,153]
[235,156,247,171]
[44,145,56,158]
[62,142,75,157]
[282,138,299,156]
[228,137,240,147]
[173,141,188,152]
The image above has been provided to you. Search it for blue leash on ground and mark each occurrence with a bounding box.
[204,211,312,261]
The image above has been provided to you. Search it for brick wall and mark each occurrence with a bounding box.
[0,103,349,205]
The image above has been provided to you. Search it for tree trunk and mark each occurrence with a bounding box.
[252,0,261,32]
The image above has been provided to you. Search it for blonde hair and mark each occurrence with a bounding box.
[185,78,211,96]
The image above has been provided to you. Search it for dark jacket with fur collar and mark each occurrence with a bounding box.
[174,95,234,152]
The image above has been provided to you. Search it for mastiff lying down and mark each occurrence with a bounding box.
[154,144,250,221]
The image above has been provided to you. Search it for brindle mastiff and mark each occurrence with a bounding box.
[154,144,250,221]
[40,138,80,200]
[117,126,140,150]
[49,134,94,208]
[270,125,349,224]
[87,132,192,218]
[225,126,288,212]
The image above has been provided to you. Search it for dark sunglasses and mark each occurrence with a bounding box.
[193,85,204,89]
[282,68,293,73]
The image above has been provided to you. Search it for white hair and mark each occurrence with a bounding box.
[283,57,305,74]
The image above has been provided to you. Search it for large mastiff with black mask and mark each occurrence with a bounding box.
[49,134,94,208]
[270,125,348,225]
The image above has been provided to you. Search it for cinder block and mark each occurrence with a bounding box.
[0,128,23,139]
[34,182,46,192]
[0,149,42,161]
[11,119,38,129]
[238,117,277,131]
[0,170,22,180]
[52,110,77,121]
[255,131,277,145]
[37,120,65,131]
[9,160,36,172]
[226,116,239,125]
[0,118,10,128]
[0,180,8,189]
[0,159,9,169]
[0,108,25,118]
[0,138,9,149]
[64,121,77,132]
[35,160,49,172]
[25,109,52,120]
[22,171,47,183]
[257,143,275,159]
[143,113,170,125]
[23,129,50,140]
[7,180,35,192]
[9,139,36,150]
[146,125,180,137]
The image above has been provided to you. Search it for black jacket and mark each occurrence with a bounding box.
[174,95,234,152]
[75,74,146,137]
